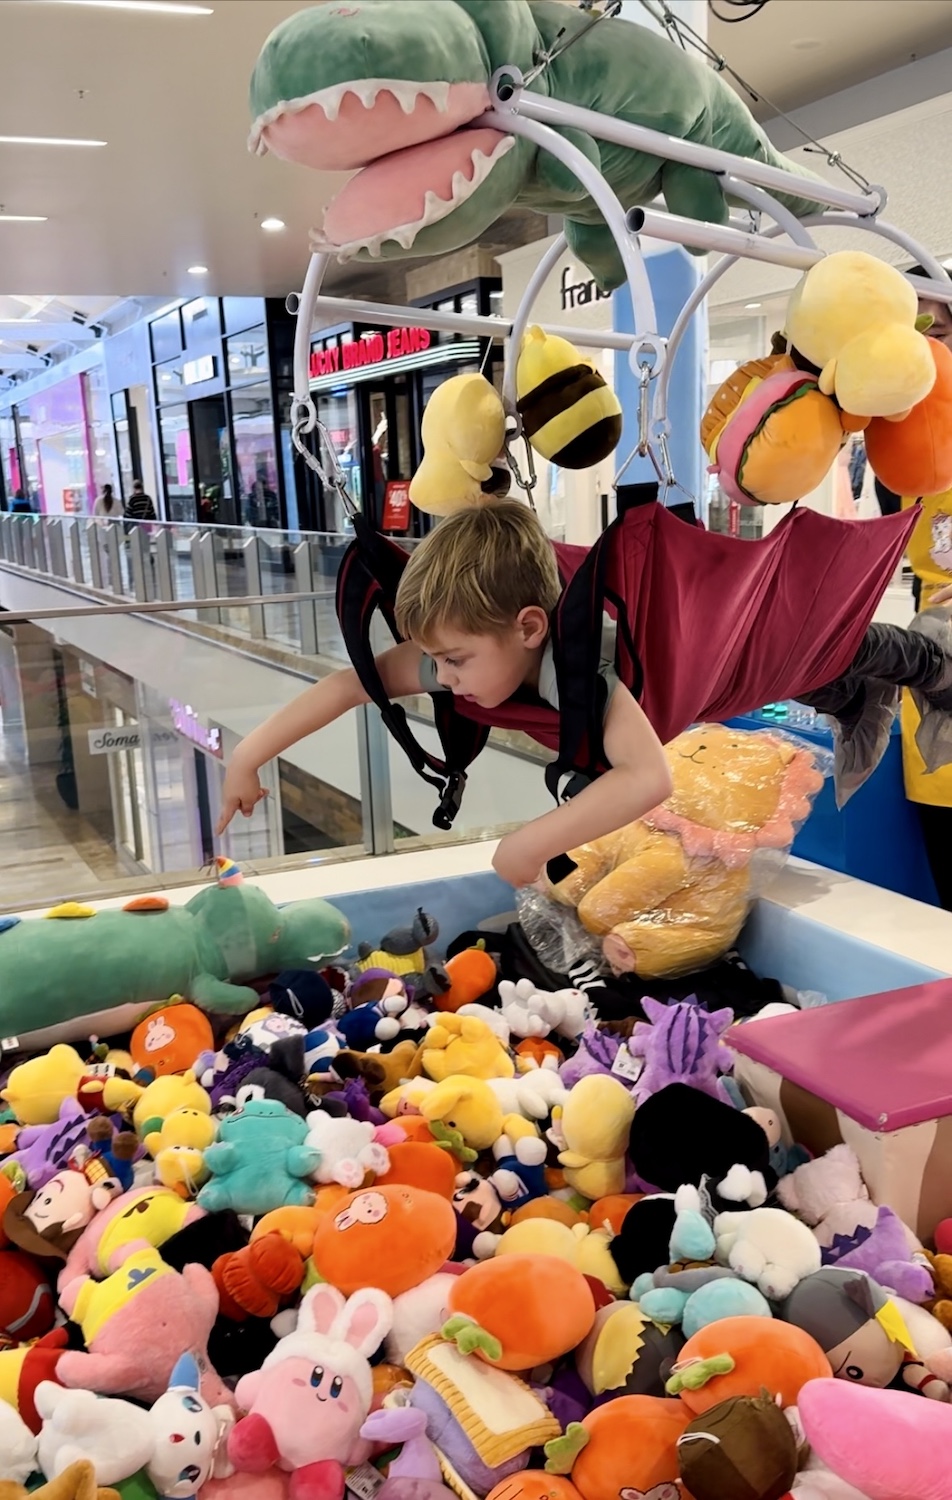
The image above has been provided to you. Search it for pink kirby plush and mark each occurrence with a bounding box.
[228,1282,392,1500]
[798,1375,952,1499]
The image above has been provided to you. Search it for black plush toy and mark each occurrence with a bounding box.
[267,969,335,1030]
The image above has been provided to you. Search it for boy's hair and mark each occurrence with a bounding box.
[394,499,561,643]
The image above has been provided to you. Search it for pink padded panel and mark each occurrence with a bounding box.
[730,980,952,1131]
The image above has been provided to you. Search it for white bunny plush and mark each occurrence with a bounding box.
[488,1063,567,1121]
[715,1206,822,1301]
[0,1402,39,1486]
[498,979,593,1042]
[229,1284,392,1482]
[304,1111,390,1189]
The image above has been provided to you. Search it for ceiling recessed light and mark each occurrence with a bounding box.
[744,302,762,310]
[187,265,208,276]
[0,214,48,223]
[260,217,286,233]
[46,2,213,14]
[0,135,106,148]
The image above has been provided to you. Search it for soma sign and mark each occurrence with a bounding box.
[310,326,432,378]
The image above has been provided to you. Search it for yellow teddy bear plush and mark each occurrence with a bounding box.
[784,250,935,420]
[421,1014,515,1083]
[548,724,824,981]
[419,1076,519,1153]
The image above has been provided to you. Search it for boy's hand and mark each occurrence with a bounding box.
[930,583,952,607]
[493,830,546,890]
[217,760,268,834]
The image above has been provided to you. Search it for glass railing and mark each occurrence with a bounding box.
[0,512,421,665]
[0,583,548,915]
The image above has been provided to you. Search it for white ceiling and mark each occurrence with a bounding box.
[0,0,951,369]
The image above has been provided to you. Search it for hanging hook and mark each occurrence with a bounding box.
[504,422,538,510]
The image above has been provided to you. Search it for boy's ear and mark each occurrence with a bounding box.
[517,605,549,647]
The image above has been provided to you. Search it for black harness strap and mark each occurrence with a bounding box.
[335,515,489,829]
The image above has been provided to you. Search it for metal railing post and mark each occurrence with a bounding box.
[153,528,175,601]
[47,518,67,577]
[0,515,10,562]
[86,522,104,590]
[32,521,49,574]
[69,520,85,584]
[196,531,221,624]
[293,540,319,656]
[103,524,123,596]
[21,522,37,571]
[11,518,25,567]
[128,526,151,602]
[240,535,266,639]
[356,703,395,855]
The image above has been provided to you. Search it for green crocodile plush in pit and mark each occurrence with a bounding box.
[250,0,826,291]
[0,870,350,1048]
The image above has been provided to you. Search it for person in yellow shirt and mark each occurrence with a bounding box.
[892,268,952,907]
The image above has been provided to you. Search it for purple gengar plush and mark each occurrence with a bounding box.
[13,1098,91,1189]
[629,997,735,1107]
[823,1204,934,1303]
[560,1024,620,1088]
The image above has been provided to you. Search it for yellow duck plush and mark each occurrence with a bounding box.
[409,372,507,516]
[421,1013,515,1083]
[133,1070,211,1145]
[145,1106,218,1197]
[477,1214,627,1295]
[784,250,936,420]
[549,1074,636,1202]
[548,724,823,980]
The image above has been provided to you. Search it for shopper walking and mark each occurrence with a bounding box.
[93,483,119,519]
[124,480,156,524]
[10,488,31,514]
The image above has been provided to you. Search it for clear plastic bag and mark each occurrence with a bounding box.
[537,723,831,982]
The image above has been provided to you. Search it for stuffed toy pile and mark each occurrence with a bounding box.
[702,249,952,507]
[3,854,952,1500]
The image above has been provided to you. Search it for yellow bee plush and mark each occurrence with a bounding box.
[516,326,622,468]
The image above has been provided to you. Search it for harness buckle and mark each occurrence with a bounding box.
[433,770,467,830]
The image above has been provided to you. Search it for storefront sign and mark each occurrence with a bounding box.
[310,326,431,378]
[88,725,177,755]
[88,725,141,755]
[382,480,411,532]
[183,355,217,386]
[169,699,222,757]
[560,265,611,311]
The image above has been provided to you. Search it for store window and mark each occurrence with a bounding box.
[227,327,269,385]
[156,358,188,403]
[0,412,19,503]
[317,386,362,530]
[231,382,280,527]
[151,309,183,364]
[111,706,152,869]
[223,298,265,336]
[82,364,117,502]
[111,392,135,502]
[159,406,195,522]
[182,297,222,347]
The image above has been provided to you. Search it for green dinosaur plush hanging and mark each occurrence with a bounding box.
[249,0,825,290]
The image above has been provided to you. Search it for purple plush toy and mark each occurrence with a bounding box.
[12,1098,93,1189]
[559,1024,621,1088]
[822,1204,935,1303]
[629,997,735,1107]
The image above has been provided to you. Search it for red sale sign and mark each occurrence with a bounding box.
[382,480,411,532]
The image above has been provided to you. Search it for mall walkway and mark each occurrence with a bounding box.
[0,713,127,909]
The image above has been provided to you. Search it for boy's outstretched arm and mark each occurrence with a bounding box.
[492,684,673,888]
[216,642,423,834]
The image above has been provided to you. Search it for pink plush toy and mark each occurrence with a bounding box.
[57,1185,204,1292]
[798,1376,952,1499]
[56,1246,231,1408]
[228,1281,393,1500]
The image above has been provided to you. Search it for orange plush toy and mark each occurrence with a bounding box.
[866,338,952,497]
[311,1183,456,1297]
[376,1140,458,1199]
[545,1395,689,1500]
[444,1254,596,1370]
[130,1003,214,1077]
[430,947,498,1013]
[667,1315,831,1416]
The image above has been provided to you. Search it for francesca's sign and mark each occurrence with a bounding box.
[310,326,431,378]
[169,699,222,757]
[560,264,611,312]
